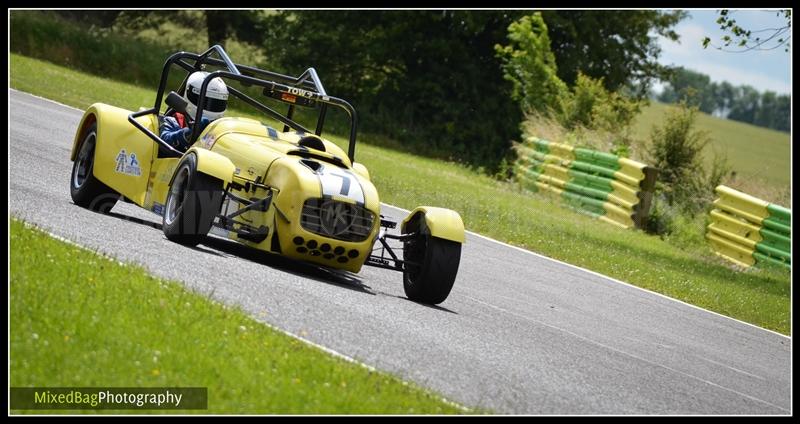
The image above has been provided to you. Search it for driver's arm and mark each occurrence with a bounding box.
[161,117,211,151]
[160,116,192,151]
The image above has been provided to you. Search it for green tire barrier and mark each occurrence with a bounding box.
[513,136,658,229]
[706,185,791,270]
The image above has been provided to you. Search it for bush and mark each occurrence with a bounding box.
[559,72,600,128]
[646,102,718,216]
[644,193,680,236]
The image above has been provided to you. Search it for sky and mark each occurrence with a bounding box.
[655,9,791,95]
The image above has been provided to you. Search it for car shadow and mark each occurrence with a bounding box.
[105,210,162,230]
[381,294,459,314]
[96,206,389,297]
[85,205,469,310]
[413,301,458,314]
[201,235,374,295]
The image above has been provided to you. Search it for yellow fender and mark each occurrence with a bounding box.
[352,162,371,181]
[71,110,98,161]
[180,147,236,185]
[70,103,160,205]
[401,206,466,244]
[70,103,158,161]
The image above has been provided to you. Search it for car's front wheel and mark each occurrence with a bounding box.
[403,232,462,305]
[70,122,119,213]
[162,154,224,246]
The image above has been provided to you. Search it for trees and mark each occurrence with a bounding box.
[702,9,791,53]
[727,85,761,124]
[657,67,790,132]
[712,81,736,117]
[752,91,790,132]
[264,10,525,169]
[657,67,716,114]
[771,95,791,132]
[494,13,568,115]
[265,10,688,169]
[540,10,687,97]
[754,91,778,128]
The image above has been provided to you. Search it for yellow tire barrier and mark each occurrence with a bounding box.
[706,185,790,269]
[513,137,658,230]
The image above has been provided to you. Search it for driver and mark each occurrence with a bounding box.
[161,71,229,151]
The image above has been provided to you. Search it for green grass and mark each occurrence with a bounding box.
[10,53,791,335]
[9,218,467,414]
[633,101,791,190]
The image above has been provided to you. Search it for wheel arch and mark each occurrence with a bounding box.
[171,147,236,187]
[71,103,155,161]
[70,110,99,161]
[401,206,465,244]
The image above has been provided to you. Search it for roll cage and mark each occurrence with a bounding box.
[128,45,359,162]
[128,46,419,274]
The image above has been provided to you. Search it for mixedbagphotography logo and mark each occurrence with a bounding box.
[10,387,207,410]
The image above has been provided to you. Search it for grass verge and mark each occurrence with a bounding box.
[9,218,467,414]
[10,53,790,334]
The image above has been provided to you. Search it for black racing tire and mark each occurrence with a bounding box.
[403,232,462,305]
[70,122,120,213]
[162,154,224,246]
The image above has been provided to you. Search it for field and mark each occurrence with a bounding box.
[633,101,791,204]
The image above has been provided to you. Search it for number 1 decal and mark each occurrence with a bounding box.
[328,171,351,196]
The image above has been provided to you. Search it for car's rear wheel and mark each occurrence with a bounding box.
[70,122,119,213]
[403,231,462,305]
[162,154,224,246]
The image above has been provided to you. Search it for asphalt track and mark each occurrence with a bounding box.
[9,89,791,414]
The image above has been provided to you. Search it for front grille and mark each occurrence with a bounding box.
[300,198,374,242]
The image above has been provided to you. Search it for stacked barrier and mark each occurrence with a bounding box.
[706,185,791,269]
[513,136,658,229]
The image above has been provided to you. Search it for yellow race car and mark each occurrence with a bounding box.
[69,46,464,304]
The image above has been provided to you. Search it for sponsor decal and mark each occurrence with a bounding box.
[200,133,217,149]
[286,87,314,98]
[114,149,142,176]
[319,200,357,236]
[152,202,164,216]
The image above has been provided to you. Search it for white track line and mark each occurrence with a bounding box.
[11,88,790,339]
[381,208,791,340]
[465,294,789,413]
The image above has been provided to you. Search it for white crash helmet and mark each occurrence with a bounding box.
[184,71,229,121]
